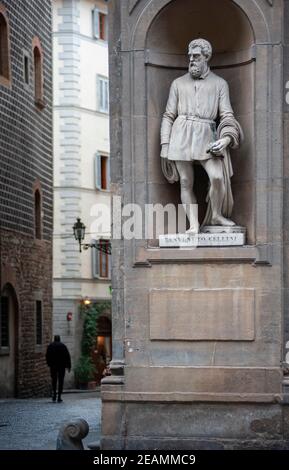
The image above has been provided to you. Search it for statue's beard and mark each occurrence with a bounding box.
[189,64,203,78]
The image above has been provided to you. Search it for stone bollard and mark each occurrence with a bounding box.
[56,418,89,450]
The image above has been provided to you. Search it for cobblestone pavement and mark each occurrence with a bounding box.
[0,391,101,450]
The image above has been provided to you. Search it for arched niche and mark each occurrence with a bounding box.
[131,0,269,49]
[144,0,256,241]
[146,0,255,59]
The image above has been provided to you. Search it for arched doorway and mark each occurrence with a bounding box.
[0,284,19,397]
[92,315,112,384]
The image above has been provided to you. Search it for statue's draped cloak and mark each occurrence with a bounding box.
[202,116,243,226]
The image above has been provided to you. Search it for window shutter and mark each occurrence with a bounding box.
[107,157,111,190]
[93,8,100,39]
[104,14,108,42]
[104,80,109,113]
[94,152,101,189]
[92,241,100,278]
[108,243,111,279]
[101,79,105,111]
[97,77,109,113]
[36,300,43,346]
[97,76,100,111]
[97,76,103,111]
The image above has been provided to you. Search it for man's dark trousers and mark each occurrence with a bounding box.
[50,366,65,402]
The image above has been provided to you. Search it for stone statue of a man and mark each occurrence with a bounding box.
[161,38,243,233]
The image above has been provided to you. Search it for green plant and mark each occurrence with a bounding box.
[81,302,110,355]
[74,355,96,383]
[74,302,110,386]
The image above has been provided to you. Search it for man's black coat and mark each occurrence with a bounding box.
[46,341,71,370]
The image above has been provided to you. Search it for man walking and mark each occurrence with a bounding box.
[46,335,71,402]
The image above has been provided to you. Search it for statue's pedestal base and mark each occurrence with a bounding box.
[159,226,246,248]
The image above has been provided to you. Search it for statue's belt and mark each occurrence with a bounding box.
[178,115,216,127]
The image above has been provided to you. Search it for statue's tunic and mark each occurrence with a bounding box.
[161,69,234,161]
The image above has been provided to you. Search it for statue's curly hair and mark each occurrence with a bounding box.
[188,38,212,61]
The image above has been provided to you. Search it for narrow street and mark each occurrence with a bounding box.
[0,391,101,450]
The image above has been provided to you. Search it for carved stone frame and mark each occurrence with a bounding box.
[119,0,283,269]
[105,0,283,383]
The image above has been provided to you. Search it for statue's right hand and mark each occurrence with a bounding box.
[161,143,169,158]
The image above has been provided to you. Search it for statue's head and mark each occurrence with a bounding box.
[188,38,212,78]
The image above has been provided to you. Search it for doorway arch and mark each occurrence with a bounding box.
[0,283,19,397]
[92,315,112,384]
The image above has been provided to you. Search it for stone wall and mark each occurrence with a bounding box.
[0,0,53,397]
[0,230,52,397]
[102,0,289,449]
[283,0,289,374]
[0,0,52,238]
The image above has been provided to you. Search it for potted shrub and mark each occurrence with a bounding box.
[74,355,96,389]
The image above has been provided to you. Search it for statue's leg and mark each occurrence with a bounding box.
[175,161,199,233]
[201,158,235,226]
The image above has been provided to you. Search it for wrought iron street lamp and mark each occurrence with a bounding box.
[73,218,86,252]
[73,217,111,255]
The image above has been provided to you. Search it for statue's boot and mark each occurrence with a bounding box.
[211,215,235,226]
[186,221,200,234]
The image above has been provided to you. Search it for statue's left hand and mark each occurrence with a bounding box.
[207,136,231,156]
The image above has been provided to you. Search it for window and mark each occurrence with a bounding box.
[99,13,107,40]
[23,52,29,85]
[95,153,110,190]
[97,76,109,113]
[34,47,42,101]
[0,6,11,86]
[32,37,44,108]
[34,189,42,239]
[92,240,111,279]
[92,8,108,40]
[0,296,9,348]
[36,300,42,345]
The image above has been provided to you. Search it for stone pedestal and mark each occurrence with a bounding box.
[103,0,289,450]
[159,226,246,248]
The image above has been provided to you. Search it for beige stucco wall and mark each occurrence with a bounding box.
[52,0,111,384]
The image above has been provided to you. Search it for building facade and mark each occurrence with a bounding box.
[0,0,53,397]
[52,0,111,387]
[103,0,289,449]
